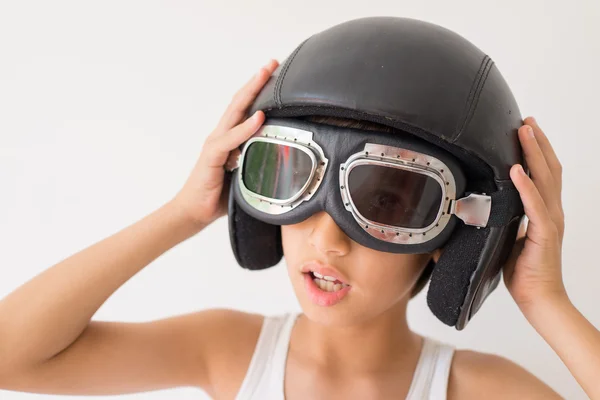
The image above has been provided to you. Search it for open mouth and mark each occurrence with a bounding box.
[308,271,350,292]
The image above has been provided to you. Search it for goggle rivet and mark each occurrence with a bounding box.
[340,186,344,189]
[341,167,345,170]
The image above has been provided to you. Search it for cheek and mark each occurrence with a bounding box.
[354,254,428,298]
[281,224,305,262]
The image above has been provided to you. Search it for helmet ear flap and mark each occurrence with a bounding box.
[426,224,491,327]
[228,177,283,270]
[427,215,522,329]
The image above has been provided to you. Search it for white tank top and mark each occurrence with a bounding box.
[235,313,455,400]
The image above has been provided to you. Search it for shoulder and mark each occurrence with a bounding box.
[447,349,563,400]
[178,308,265,398]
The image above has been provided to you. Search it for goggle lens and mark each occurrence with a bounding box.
[347,164,443,229]
[242,141,314,201]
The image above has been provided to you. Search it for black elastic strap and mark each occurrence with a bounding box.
[487,186,524,227]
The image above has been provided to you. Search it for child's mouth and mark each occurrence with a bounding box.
[303,271,352,307]
[309,271,350,292]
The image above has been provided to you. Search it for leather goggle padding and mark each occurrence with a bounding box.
[232,118,466,255]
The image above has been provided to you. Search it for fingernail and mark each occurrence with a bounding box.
[526,126,534,138]
[518,165,526,175]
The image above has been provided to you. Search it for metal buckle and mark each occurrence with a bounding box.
[450,193,492,228]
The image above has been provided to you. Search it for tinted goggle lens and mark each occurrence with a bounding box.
[347,164,443,229]
[242,141,314,201]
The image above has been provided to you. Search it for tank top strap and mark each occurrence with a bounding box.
[405,337,455,400]
[234,313,299,400]
[269,312,300,394]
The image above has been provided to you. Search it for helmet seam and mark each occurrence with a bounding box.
[275,36,311,107]
[453,55,494,143]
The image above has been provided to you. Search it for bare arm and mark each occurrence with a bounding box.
[0,202,204,387]
[503,117,599,398]
[523,295,600,399]
[0,59,279,395]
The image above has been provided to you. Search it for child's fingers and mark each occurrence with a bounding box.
[524,116,563,192]
[221,110,265,151]
[217,60,279,132]
[519,125,558,212]
[204,111,265,168]
[510,164,558,245]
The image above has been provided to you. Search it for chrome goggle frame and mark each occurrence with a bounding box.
[236,125,329,215]
[233,125,491,245]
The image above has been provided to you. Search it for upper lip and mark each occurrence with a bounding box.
[301,260,350,285]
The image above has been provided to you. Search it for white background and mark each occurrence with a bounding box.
[0,1,598,399]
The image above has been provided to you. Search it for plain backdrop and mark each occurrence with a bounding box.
[0,1,598,399]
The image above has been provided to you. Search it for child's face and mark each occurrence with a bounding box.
[281,211,432,326]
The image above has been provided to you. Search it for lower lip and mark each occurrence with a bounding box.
[303,273,351,307]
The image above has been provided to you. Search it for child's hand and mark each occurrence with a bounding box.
[503,117,567,311]
[172,59,279,227]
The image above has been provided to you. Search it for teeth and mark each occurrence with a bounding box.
[315,279,323,290]
[311,271,339,282]
[313,278,348,293]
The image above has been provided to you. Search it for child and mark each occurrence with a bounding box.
[1,19,599,400]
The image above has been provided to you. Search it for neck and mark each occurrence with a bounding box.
[291,299,422,372]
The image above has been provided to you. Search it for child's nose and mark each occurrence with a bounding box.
[307,211,351,257]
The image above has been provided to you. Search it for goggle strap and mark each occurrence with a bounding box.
[486,186,525,227]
